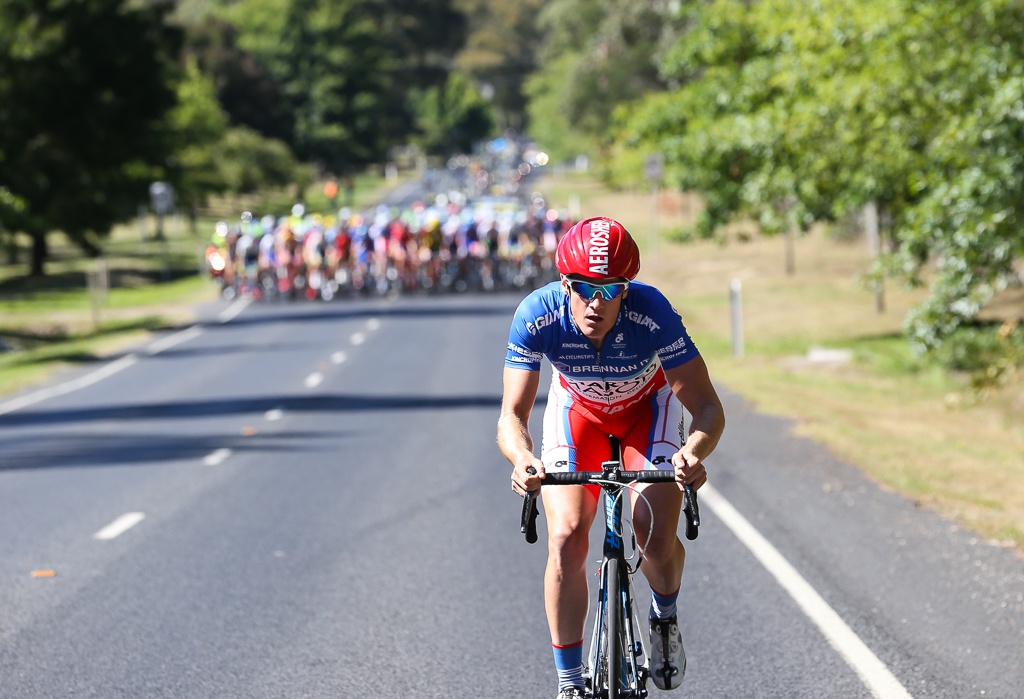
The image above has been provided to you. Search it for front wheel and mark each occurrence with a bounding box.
[605,558,621,698]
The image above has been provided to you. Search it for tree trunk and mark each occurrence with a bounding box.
[784,227,796,275]
[2,228,17,266]
[30,231,47,277]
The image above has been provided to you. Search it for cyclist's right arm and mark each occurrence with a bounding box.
[498,367,546,496]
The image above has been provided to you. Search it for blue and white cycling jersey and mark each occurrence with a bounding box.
[505,280,699,415]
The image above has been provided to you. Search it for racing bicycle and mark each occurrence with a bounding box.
[521,438,700,698]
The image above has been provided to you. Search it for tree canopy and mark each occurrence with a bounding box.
[0,0,182,275]
[213,0,472,170]
[0,0,489,274]
[525,0,682,164]
[612,0,1024,354]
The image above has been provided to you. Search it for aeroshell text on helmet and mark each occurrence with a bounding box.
[587,218,612,275]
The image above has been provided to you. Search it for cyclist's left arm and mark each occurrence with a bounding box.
[663,357,725,490]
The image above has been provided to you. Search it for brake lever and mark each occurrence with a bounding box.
[683,484,700,541]
[520,466,540,544]
[521,490,540,544]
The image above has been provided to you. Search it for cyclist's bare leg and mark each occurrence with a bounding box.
[630,483,686,596]
[632,481,688,690]
[617,386,687,594]
[541,484,599,645]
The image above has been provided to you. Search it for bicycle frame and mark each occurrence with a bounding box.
[520,440,700,699]
[589,457,649,699]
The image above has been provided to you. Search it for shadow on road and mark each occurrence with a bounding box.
[0,430,333,471]
[0,392,532,428]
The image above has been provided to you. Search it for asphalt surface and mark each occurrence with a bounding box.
[0,292,1021,698]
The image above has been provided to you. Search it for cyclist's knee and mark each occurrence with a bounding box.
[637,529,683,566]
[547,523,590,568]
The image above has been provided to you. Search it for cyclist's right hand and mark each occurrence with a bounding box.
[511,457,545,496]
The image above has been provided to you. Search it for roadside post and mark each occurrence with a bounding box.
[86,257,108,331]
[149,181,174,241]
[644,153,664,268]
[730,278,744,359]
[149,182,175,279]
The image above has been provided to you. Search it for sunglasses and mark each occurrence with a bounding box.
[566,278,630,301]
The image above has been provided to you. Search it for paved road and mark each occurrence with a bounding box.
[0,293,1021,698]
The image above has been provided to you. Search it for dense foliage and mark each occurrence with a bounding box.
[525,0,682,165]
[0,0,504,274]
[602,0,1024,362]
[0,0,182,275]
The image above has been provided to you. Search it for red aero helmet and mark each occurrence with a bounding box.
[556,216,640,280]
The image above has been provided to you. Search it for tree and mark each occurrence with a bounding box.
[455,0,546,132]
[525,0,686,163]
[218,0,469,171]
[0,0,182,276]
[408,72,495,156]
[217,126,311,195]
[183,16,294,145]
[168,57,230,228]
[624,0,1024,354]
[276,0,392,169]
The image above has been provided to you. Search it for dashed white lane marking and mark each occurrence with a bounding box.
[700,484,914,699]
[350,332,366,346]
[366,318,380,331]
[145,326,203,355]
[265,408,284,421]
[331,351,347,365]
[203,448,232,466]
[0,354,138,417]
[94,512,146,541]
[304,372,324,388]
[217,297,252,323]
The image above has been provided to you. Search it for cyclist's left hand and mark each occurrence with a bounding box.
[671,448,707,491]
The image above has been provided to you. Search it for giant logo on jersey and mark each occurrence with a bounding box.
[626,310,661,332]
[525,306,564,335]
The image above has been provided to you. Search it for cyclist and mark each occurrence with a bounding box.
[498,216,725,699]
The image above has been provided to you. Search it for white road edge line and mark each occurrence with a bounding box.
[94,512,146,541]
[218,297,252,323]
[0,354,138,417]
[699,484,914,699]
[145,326,203,355]
[203,448,232,466]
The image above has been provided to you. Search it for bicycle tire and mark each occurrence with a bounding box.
[605,558,621,699]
